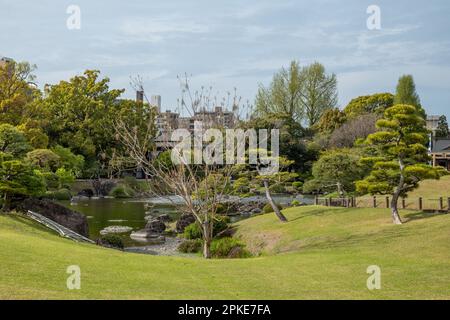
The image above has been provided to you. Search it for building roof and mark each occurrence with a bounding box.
[431,139,450,153]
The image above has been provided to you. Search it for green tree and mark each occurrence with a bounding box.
[51,145,85,177]
[394,75,426,118]
[254,61,337,127]
[315,108,347,134]
[356,104,445,224]
[25,149,60,171]
[300,62,338,126]
[303,149,363,195]
[0,155,46,211]
[41,70,124,175]
[0,124,31,157]
[0,60,39,126]
[435,115,449,138]
[344,93,394,118]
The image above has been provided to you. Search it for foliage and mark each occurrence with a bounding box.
[51,145,85,177]
[55,168,75,188]
[42,172,60,189]
[210,237,251,259]
[435,115,449,138]
[254,61,337,127]
[98,234,124,249]
[178,239,203,253]
[44,188,72,201]
[356,104,446,223]
[25,149,60,171]
[109,184,135,198]
[291,199,301,206]
[394,75,426,118]
[0,157,46,210]
[183,216,230,240]
[291,181,303,192]
[344,93,394,118]
[0,124,31,157]
[306,149,364,195]
[315,108,347,134]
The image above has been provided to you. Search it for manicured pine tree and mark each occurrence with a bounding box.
[356,104,446,224]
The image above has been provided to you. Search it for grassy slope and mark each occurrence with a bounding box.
[1,206,449,300]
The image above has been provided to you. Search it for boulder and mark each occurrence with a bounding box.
[176,214,196,233]
[145,218,166,233]
[14,198,89,237]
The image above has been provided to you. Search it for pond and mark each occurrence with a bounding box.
[59,194,314,248]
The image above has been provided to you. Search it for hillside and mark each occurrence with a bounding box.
[0,206,449,299]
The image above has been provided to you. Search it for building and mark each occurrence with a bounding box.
[150,95,161,113]
[430,138,450,171]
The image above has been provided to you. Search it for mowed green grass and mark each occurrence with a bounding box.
[1,206,449,300]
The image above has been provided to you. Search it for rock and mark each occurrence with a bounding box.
[13,198,89,237]
[158,214,171,223]
[176,214,196,233]
[145,218,166,233]
[77,189,94,198]
[130,229,165,244]
[99,226,132,235]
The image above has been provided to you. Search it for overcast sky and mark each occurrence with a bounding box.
[1,0,449,117]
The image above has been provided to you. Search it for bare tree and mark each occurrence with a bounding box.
[115,75,244,258]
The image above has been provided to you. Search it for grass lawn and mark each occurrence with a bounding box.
[0,206,449,299]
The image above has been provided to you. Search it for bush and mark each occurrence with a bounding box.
[183,216,230,240]
[210,237,250,259]
[53,188,72,200]
[291,199,301,207]
[42,172,60,190]
[178,239,202,253]
[292,181,303,192]
[263,202,282,214]
[269,184,286,193]
[98,234,124,249]
[109,184,135,198]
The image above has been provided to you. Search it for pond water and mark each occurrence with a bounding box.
[59,194,314,248]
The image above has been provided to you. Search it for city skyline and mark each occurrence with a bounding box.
[1,0,450,117]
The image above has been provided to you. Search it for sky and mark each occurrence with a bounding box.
[1,0,449,118]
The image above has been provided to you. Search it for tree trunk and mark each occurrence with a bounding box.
[390,191,403,225]
[391,157,405,225]
[202,221,212,259]
[2,193,11,212]
[263,179,288,222]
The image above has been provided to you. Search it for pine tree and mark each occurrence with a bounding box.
[356,104,446,224]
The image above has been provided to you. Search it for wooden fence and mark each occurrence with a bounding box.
[315,196,450,212]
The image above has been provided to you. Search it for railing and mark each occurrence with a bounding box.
[314,196,450,212]
[25,210,95,244]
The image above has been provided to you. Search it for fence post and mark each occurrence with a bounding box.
[314,196,319,205]
[419,197,423,211]
[439,197,443,211]
[373,196,377,208]
[447,198,450,213]
[325,198,329,207]
[386,196,390,209]
[402,198,406,209]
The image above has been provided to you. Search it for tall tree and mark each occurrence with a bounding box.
[356,104,445,224]
[254,61,303,122]
[394,75,426,118]
[300,62,338,126]
[254,61,337,127]
[435,115,450,138]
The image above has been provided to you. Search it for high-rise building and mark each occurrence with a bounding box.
[151,95,161,113]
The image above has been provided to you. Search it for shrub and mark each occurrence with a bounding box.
[53,188,72,200]
[269,184,286,193]
[183,216,230,240]
[292,181,303,192]
[291,199,301,207]
[263,202,282,214]
[42,172,60,190]
[98,234,124,249]
[109,184,135,198]
[178,239,202,253]
[210,237,250,259]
